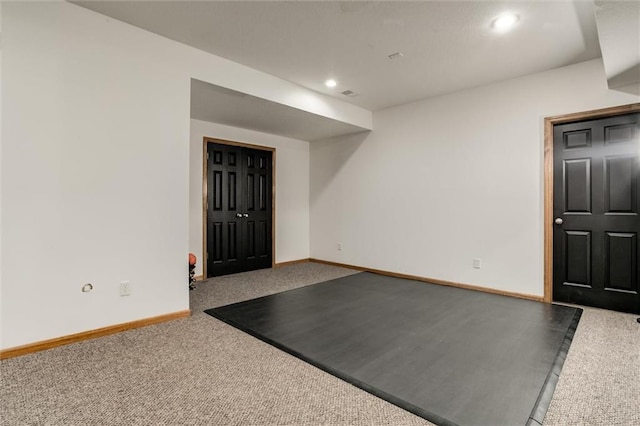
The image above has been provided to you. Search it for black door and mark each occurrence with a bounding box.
[553,113,639,314]
[206,142,273,277]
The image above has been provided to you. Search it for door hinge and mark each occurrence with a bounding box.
[206,152,209,160]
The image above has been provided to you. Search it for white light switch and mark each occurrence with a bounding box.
[473,258,482,269]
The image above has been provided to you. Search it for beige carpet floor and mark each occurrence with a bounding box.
[1,262,639,425]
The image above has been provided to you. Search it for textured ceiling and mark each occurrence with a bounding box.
[74,1,602,111]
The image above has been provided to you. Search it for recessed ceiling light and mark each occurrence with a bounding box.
[325,79,337,88]
[492,13,519,31]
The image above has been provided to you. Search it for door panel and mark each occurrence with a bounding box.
[564,158,591,213]
[605,232,637,292]
[207,144,243,276]
[553,113,640,314]
[243,149,272,271]
[605,122,637,144]
[565,230,591,287]
[206,142,272,277]
[259,221,269,257]
[227,222,238,261]
[605,155,637,213]
[563,129,591,149]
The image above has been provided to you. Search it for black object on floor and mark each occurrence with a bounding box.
[205,272,581,426]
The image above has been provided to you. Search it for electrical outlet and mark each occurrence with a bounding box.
[120,281,131,296]
[473,258,482,269]
[338,242,343,251]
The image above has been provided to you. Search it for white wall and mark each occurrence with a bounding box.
[1,2,190,349]
[0,2,355,350]
[0,1,4,342]
[189,119,310,276]
[310,59,639,298]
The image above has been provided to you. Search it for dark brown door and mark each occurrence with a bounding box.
[206,142,273,277]
[553,113,639,314]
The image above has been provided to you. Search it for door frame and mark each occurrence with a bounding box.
[202,137,276,279]
[543,103,640,303]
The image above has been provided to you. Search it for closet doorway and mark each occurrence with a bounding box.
[203,138,274,277]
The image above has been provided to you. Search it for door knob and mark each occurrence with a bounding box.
[236,213,243,218]
[554,218,564,225]
[243,214,249,218]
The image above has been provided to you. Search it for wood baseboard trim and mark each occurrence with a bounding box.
[309,259,544,303]
[194,274,204,281]
[274,258,310,268]
[0,310,191,360]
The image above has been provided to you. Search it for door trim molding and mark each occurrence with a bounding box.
[202,138,276,279]
[543,103,640,303]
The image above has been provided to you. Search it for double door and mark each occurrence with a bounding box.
[206,142,273,277]
[553,112,639,314]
